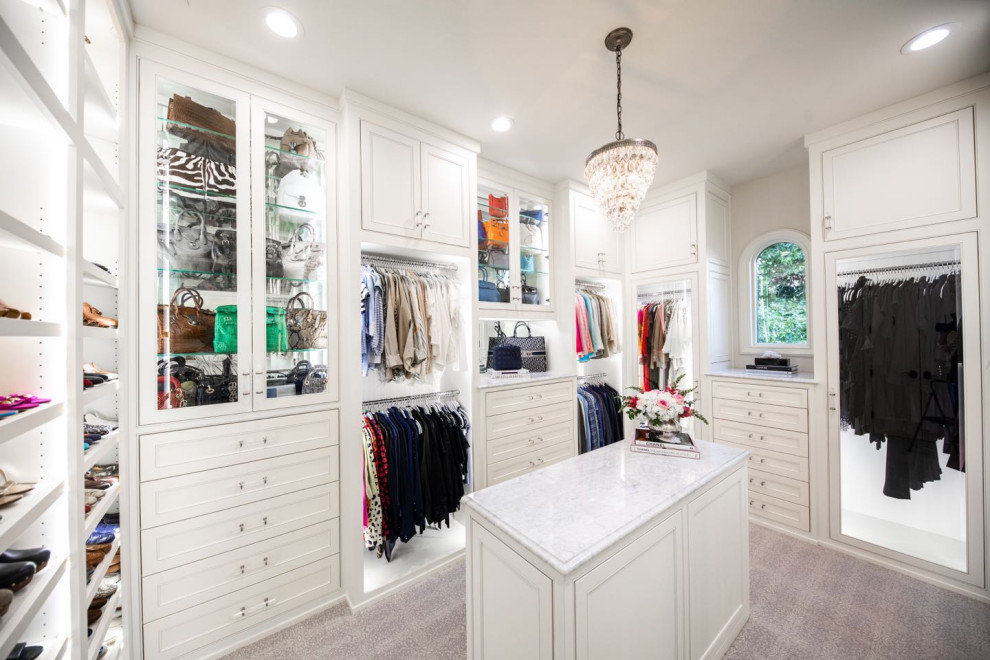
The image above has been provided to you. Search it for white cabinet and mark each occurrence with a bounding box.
[360,118,472,247]
[707,270,731,364]
[572,191,622,275]
[575,513,685,660]
[469,523,554,660]
[820,107,976,241]
[630,193,698,273]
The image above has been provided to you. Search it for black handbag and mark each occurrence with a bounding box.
[265,237,284,277]
[492,343,522,371]
[521,274,541,305]
[211,229,236,274]
[479,245,509,269]
[508,321,548,372]
[287,360,312,395]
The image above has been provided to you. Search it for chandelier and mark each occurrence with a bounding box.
[584,27,658,232]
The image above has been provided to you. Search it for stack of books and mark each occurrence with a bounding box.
[745,356,798,375]
[630,429,701,459]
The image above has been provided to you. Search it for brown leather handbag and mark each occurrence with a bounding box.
[285,292,328,350]
[157,287,216,354]
[167,95,236,155]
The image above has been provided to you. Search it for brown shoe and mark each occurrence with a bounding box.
[82,303,117,328]
[0,299,31,320]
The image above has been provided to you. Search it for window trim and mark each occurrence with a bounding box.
[737,229,812,357]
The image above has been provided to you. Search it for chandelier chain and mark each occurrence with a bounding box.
[615,47,623,140]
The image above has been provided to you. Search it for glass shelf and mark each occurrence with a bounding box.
[157,351,235,358]
[157,116,235,141]
[265,145,326,163]
[479,238,509,250]
[158,268,236,277]
[520,245,549,255]
[266,276,323,284]
[521,269,551,276]
[269,347,328,354]
[264,201,323,218]
[157,182,236,201]
[479,264,511,272]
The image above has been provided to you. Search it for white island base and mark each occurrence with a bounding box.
[463,439,750,660]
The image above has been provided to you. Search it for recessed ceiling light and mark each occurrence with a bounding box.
[901,23,956,53]
[265,7,302,39]
[490,116,514,132]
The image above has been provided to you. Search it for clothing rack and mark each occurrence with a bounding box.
[361,252,458,273]
[577,372,607,384]
[836,259,960,278]
[637,290,691,302]
[362,389,460,412]
[575,280,607,291]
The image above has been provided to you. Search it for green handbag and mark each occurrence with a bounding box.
[212,306,288,353]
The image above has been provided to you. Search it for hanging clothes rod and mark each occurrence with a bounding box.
[362,389,460,410]
[638,290,691,300]
[836,259,960,278]
[575,280,608,291]
[361,252,458,273]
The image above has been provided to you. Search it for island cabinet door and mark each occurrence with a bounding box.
[686,468,749,660]
[470,522,554,660]
[574,512,686,660]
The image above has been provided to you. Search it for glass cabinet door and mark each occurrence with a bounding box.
[518,194,551,308]
[251,101,337,408]
[478,183,512,307]
[144,67,251,421]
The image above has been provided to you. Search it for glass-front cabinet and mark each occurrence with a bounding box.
[477,180,553,312]
[139,61,337,422]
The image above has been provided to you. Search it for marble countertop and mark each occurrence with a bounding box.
[707,367,818,384]
[463,439,748,575]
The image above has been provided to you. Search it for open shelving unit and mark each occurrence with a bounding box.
[0,0,128,658]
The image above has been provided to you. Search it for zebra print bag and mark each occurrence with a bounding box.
[157,148,236,199]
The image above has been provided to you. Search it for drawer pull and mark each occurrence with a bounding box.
[235,606,246,619]
[264,556,269,566]
[749,478,754,484]
[537,458,544,465]
[748,433,754,439]
[760,458,766,464]
[527,395,535,401]
[262,436,268,444]
[528,460,536,468]
[537,436,544,443]
[239,523,245,533]
[758,413,765,418]
[760,481,766,487]
[536,415,544,422]
[263,476,268,486]
[528,439,535,445]
[239,481,244,490]
[528,417,534,423]
[760,504,767,510]
[239,440,244,448]
[240,564,245,574]
[759,436,765,441]
[749,500,754,507]
[747,411,752,416]
[536,394,543,400]
[263,516,268,526]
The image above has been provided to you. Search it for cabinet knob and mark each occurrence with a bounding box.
[239,440,244,448]
[759,458,766,464]
[240,564,246,574]
[749,500,755,507]
[262,436,268,444]
[239,523,245,532]
[239,481,244,490]
[690,243,697,256]
[262,476,268,485]
[528,438,535,445]
[747,433,754,439]
[536,416,544,422]
[537,458,544,464]
[760,504,767,510]
[528,460,536,468]
[749,478,754,484]
[422,211,431,230]
[760,481,766,487]
[537,437,544,443]
[759,436,765,441]
[747,411,752,416]
[414,210,423,229]
[527,395,535,401]
[262,516,268,526]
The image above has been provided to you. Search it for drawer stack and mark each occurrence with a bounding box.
[484,380,577,486]
[139,412,341,659]
[710,380,811,532]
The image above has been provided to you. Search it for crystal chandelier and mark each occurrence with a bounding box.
[584,27,658,232]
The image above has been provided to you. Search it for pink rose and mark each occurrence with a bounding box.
[673,394,685,404]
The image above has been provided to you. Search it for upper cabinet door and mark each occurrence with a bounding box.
[518,192,553,310]
[360,120,421,238]
[139,61,253,424]
[630,193,698,273]
[821,107,976,242]
[421,141,471,247]
[573,192,622,275]
[251,99,339,411]
[477,182,514,309]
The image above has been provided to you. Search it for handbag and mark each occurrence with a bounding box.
[301,365,328,395]
[194,356,236,405]
[508,321,548,372]
[492,344,522,371]
[267,306,289,352]
[157,148,237,198]
[159,210,215,273]
[485,321,509,370]
[157,375,186,410]
[520,253,535,273]
[478,267,501,303]
[276,169,325,216]
[281,223,325,280]
[521,274,541,305]
[265,237,284,278]
[213,305,239,353]
[285,292,328,350]
[166,95,236,155]
[287,360,313,394]
[479,246,509,269]
[488,194,508,219]
[157,287,215,354]
[520,221,545,250]
[519,208,544,225]
[478,216,487,243]
[482,216,509,244]
[211,228,237,274]
[278,128,321,174]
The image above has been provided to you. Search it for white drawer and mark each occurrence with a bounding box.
[143,520,339,622]
[720,440,809,482]
[748,493,810,532]
[140,411,338,481]
[747,468,809,506]
[713,420,808,457]
[142,484,339,575]
[487,423,573,464]
[487,402,573,440]
[711,380,808,409]
[488,441,574,486]
[143,555,340,660]
[485,380,574,416]
[712,398,808,433]
[140,447,339,528]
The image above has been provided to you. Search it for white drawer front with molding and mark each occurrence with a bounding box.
[747,469,809,507]
[748,493,810,532]
[143,556,340,660]
[142,484,339,575]
[487,423,572,464]
[720,441,809,482]
[711,381,808,409]
[140,411,338,482]
[487,402,573,440]
[712,398,807,433]
[713,420,808,457]
[143,520,339,622]
[488,442,574,486]
[485,380,573,416]
[140,447,339,528]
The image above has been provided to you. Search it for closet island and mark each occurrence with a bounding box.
[464,438,750,660]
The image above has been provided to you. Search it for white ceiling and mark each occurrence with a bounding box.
[128,0,990,188]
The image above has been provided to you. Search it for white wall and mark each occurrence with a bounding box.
[729,164,813,373]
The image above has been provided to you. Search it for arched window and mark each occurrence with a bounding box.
[739,230,810,354]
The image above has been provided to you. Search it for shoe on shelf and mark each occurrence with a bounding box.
[0,469,35,497]
[82,303,117,328]
[83,374,108,384]
[91,464,119,478]
[0,589,11,617]
[5,642,43,660]
[0,411,17,419]
[0,547,50,573]
[0,397,38,412]
[84,423,111,436]
[95,574,119,600]
[0,299,31,320]
[87,607,102,625]
[83,363,118,380]
[0,561,36,592]
[83,412,118,429]
[7,394,50,405]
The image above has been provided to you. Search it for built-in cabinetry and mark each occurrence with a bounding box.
[709,375,813,533]
[565,184,623,276]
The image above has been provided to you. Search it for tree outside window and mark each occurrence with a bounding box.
[755,242,807,344]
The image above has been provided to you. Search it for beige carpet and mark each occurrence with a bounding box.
[226,524,990,659]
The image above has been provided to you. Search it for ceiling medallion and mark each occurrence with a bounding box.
[584,27,658,232]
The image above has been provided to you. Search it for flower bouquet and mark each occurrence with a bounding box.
[620,375,708,437]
